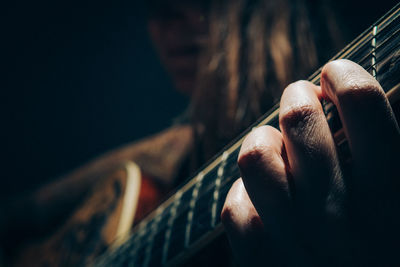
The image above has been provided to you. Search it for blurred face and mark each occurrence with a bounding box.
[147,0,209,95]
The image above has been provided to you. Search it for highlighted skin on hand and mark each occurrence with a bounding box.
[221,60,400,267]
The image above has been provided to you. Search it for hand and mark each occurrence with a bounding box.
[221,59,400,266]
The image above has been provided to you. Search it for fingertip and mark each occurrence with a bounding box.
[221,180,239,227]
[221,179,273,267]
[221,178,263,234]
[321,59,347,102]
[321,59,383,103]
[221,179,244,227]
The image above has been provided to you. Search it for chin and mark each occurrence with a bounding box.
[175,79,195,96]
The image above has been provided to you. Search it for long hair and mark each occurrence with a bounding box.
[189,0,344,163]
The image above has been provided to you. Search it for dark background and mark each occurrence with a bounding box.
[1,0,398,200]
[1,1,188,199]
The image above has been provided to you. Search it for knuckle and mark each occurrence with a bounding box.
[238,142,275,172]
[322,59,348,74]
[322,59,386,104]
[238,126,280,171]
[220,202,235,226]
[221,197,244,227]
[247,213,264,231]
[221,199,263,233]
[282,80,311,98]
[337,78,386,104]
[279,80,321,131]
[286,80,311,90]
[279,104,320,131]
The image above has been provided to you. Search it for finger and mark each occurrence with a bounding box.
[279,81,344,220]
[221,179,263,237]
[236,126,312,266]
[321,60,400,163]
[237,126,293,230]
[236,125,305,257]
[321,59,400,188]
[321,59,400,266]
[221,178,271,267]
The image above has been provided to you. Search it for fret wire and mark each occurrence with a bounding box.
[368,50,399,74]
[126,199,179,265]
[127,220,149,266]
[127,164,214,242]
[365,42,400,76]
[138,163,236,252]
[143,207,163,267]
[162,190,182,264]
[353,25,400,72]
[120,189,196,261]
[307,4,400,83]
[211,151,229,227]
[314,20,398,81]
[309,26,399,86]
[190,156,239,206]
[360,8,399,60]
[333,3,400,62]
[153,152,239,230]
[362,18,397,51]
[147,155,239,237]
[135,167,240,259]
[185,172,204,248]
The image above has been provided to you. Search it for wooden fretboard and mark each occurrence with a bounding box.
[95,3,400,266]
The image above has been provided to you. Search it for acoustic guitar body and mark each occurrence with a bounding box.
[9,162,147,267]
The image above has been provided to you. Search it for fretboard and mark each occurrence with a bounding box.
[95,3,400,266]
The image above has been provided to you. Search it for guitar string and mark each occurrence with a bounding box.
[357,26,400,73]
[98,6,400,265]
[306,6,400,83]
[109,155,239,264]
[334,4,400,63]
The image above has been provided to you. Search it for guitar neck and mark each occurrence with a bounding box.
[95,3,400,266]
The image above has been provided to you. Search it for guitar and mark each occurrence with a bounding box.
[92,2,400,267]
